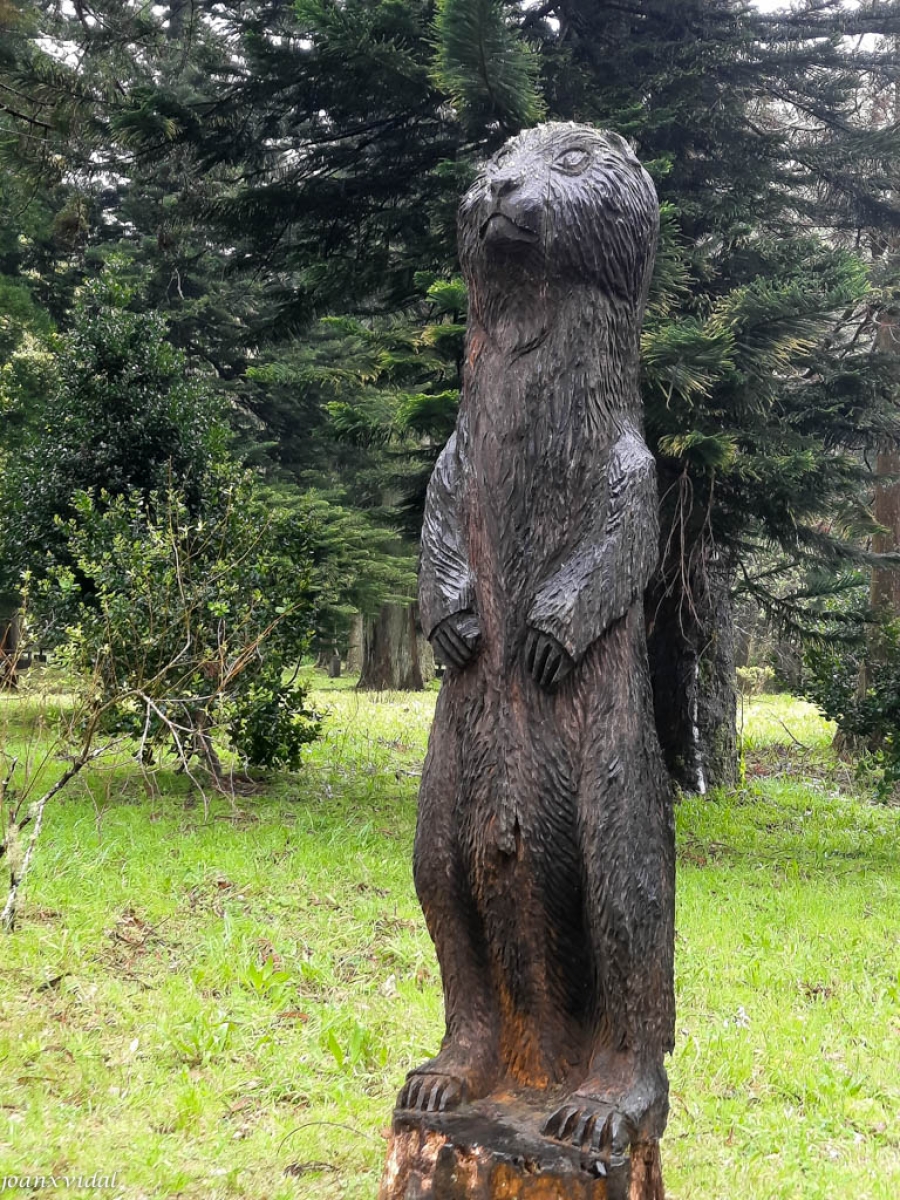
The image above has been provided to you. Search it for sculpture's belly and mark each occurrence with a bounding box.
[440,615,636,821]
[433,634,624,1066]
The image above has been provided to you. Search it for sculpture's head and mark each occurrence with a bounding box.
[459,123,659,323]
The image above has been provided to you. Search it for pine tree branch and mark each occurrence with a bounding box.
[0,102,52,131]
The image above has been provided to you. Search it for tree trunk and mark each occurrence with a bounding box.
[870,302,900,616]
[381,1106,663,1200]
[346,612,364,675]
[167,0,190,41]
[695,563,738,789]
[647,549,738,794]
[358,603,423,691]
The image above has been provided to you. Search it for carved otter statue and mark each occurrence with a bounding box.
[400,122,675,1163]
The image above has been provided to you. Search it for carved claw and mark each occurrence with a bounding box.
[431,613,481,671]
[524,628,575,690]
[397,1072,466,1114]
[542,1099,634,1156]
[558,1106,581,1139]
[398,1077,420,1110]
[438,1078,464,1111]
[593,1112,615,1154]
[541,1102,575,1142]
[572,1110,598,1146]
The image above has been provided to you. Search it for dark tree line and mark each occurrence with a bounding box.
[2,0,900,786]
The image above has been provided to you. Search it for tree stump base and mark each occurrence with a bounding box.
[379,1097,664,1200]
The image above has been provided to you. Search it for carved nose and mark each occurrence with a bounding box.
[490,173,522,201]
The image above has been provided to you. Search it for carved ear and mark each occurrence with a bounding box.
[607,131,638,162]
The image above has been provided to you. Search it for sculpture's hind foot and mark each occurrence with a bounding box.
[397,1044,498,1114]
[542,1095,635,1155]
[542,1063,668,1154]
[397,1071,468,1114]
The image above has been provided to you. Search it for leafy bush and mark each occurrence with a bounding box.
[37,470,320,775]
[804,620,900,797]
[0,264,227,596]
[1,262,325,776]
[736,665,774,696]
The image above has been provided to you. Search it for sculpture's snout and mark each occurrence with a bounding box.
[480,179,542,247]
[490,171,524,201]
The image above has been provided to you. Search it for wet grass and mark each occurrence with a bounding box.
[1,681,898,1198]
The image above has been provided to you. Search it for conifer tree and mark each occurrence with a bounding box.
[525,0,900,787]
[5,0,900,779]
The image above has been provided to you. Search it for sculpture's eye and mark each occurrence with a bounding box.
[554,147,591,175]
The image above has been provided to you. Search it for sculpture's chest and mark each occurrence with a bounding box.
[462,370,611,555]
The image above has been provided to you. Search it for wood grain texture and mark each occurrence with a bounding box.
[394,123,674,1193]
[379,1101,664,1200]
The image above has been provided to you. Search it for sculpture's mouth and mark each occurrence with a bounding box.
[481,211,540,244]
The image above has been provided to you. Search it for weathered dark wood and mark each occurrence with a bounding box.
[870,303,900,617]
[385,123,674,1196]
[857,302,900,718]
[380,1099,663,1200]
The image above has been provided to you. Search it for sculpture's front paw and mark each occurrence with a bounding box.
[525,628,575,690]
[396,1039,498,1114]
[431,612,481,670]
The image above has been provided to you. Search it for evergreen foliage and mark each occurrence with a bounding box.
[433,0,544,131]
[0,264,227,600]
[4,0,900,774]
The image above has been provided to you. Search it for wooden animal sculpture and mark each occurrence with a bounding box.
[402,122,675,1162]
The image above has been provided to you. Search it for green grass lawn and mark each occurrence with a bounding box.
[1,681,899,1199]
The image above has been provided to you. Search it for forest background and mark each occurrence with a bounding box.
[3,0,900,797]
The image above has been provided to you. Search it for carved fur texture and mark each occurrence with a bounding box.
[409,123,675,1160]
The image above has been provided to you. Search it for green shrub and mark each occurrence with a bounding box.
[736,665,775,696]
[804,620,900,798]
[39,471,320,774]
[0,265,227,597]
